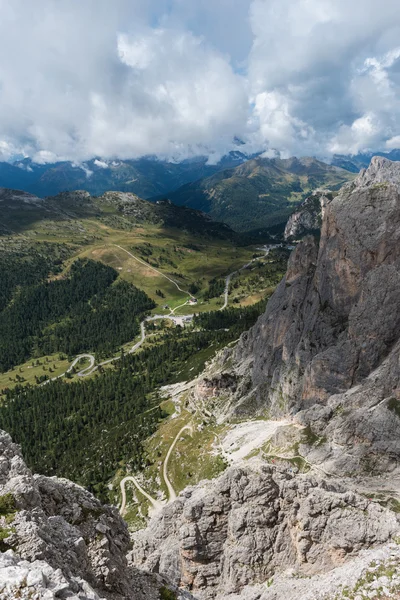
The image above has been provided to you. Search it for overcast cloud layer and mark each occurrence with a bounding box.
[0,0,400,163]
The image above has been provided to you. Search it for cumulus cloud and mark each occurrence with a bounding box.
[247,0,400,156]
[0,0,246,162]
[0,0,400,162]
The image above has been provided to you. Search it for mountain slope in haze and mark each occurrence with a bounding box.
[153,156,354,232]
[0,151,254,199]
[332,148,400,172]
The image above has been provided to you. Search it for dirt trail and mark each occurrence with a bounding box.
[163,424,194,502]
[114,244,191,296]
[119,475,163,516]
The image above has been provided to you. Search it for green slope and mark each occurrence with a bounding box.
[155,156,354,232]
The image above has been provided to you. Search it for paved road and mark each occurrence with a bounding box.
[43,244,280,384]
[220,272,234,310]
[41,353,95,386]
[43,244,281,385]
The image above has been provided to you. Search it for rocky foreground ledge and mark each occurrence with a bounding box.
[131,459,399,599]
[0,429,399,600]
[0,430,192,600]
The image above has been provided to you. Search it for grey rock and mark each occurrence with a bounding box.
[193,156,400,475]
[0,550,104,599]
[0,430,194,600]
[284,189,333,241]
[131,460,398,599]
[355,155,400,190]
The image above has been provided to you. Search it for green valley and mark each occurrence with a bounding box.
[0,186,290,507]
[155,155,354,232]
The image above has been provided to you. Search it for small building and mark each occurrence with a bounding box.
[188,297,198,305]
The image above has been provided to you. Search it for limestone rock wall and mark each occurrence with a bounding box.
[191,156,400,475]
[132,461,398,599]
[0,430,192,600]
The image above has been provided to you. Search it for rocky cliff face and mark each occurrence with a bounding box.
[0,431,191,599]
[131,460,399,599]
[129,157,400,598]
[192,156,400,477]
[283,189,332,241]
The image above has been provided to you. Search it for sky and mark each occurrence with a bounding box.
[0,0,400,164]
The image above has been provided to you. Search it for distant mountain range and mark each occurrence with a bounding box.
[331,149,400,172]
[0,151,254,199]
[2,149,398,233]
[153,156,354,232]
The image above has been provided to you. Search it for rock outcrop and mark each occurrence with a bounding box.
[193,156,400,476]
[132,460,399,599]
[0,430,192,599]
[283,189,332,241]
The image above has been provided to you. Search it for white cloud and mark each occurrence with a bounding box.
[0,1,247,163]
[93,159,109,169]
[0,0,400,162]
[31,151,59,165]
[386,136,400,149]
[246,0,400,156]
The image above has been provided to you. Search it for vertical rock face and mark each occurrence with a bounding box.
[201,156,400,475]
[283,189,332,241]
[131,461,399,599]
[130,157,400,600]
[0,430,191,600]
[243,157,400,406]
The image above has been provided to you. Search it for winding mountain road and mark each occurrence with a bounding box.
[41,243,284,511]
[40,244,282,389]
[42,244,279,384]
[118,423,194,515]
[162,424,194,502]
[119,475,163,516]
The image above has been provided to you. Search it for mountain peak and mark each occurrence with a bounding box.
[355,156,400,190]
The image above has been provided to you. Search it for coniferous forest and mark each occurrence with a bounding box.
[0,302,266,500]
[0,257,155,371]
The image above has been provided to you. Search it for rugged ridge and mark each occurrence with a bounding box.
[0,430,191,599]
[283,189,333,241]
[193,156,400,476]
[131,460,399,599]
[155,156,353,232]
